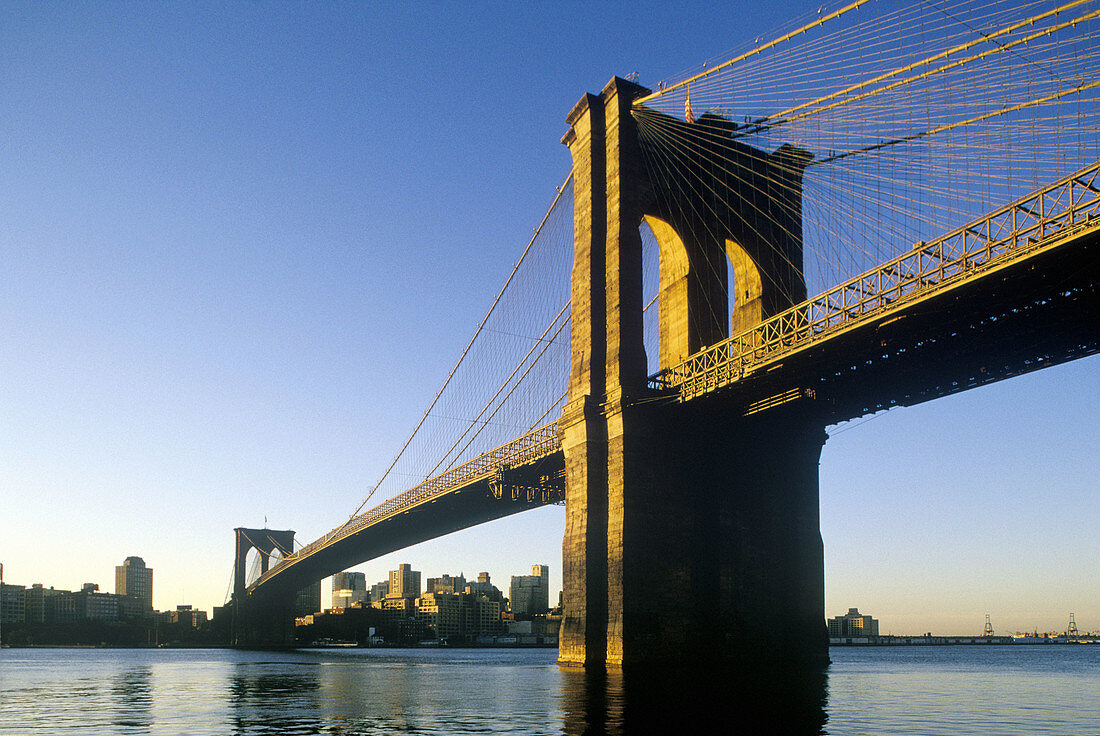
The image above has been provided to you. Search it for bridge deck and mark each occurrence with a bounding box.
[655,161,1100,410]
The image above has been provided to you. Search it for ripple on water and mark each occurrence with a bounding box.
[1,646,1098,734]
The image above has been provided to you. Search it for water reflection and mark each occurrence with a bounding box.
[560,663,828,735]
[111,665,152,731]
[221,651,570,734]
[229,662,323,735]
[307,651,565,734]
[221,651,827,735]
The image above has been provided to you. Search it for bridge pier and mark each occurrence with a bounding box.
[230,595,297,648]
[609,396,827,667]
[559,78,827,669]
[563,391,827,669]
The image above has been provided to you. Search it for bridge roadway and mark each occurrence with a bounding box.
[656,160,1100,418]
[247,162,1099,604]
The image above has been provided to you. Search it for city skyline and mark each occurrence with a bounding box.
[0,1,1096,637]
[0,557,553,615]
[4,547,1094,637]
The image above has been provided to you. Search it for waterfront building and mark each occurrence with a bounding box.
[332,571,367,609]
[168,605,208,628]
[24,584,67,623]
[416,591,502,642]
[297,580,322,616]
[115,556,153,612]
[85,589,119,621]
[55,586,121,623]
[52,593,77,624]
[506,616,559,636]
[387,564,421,600]
[117,593,144,619]
[1,583,26,624]
[375,595,420,644]
[509,564,550,618]
[827,607,880,638]
[472,595,502,635]
[417,591,465,640]
[378,596,416,615]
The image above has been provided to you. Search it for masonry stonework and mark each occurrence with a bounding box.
[559,77,827,669]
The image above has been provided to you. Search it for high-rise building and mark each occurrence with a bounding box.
[296,581,322,616]
[332,571,367,609]
[115,556,153,612]
[509,565,549,618]
[426,573,466,595]
[465,572,503,603]
[369,580,389,602]
[473,595,502,636]
[387,564,421,599]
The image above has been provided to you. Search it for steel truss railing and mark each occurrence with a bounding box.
[653,160,1100,401]
[252,422,561,590]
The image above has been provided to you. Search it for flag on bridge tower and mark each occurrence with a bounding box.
[685,85,695,123]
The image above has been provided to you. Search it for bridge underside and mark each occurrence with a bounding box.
[242,453,564,613]
[707,227,1099,423]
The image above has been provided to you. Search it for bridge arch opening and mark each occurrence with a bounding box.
[639,214,734,374]
[233,527,295,602]
[639,214,769,375]
[243,548,262,587]
[725,238,764,337]
[640,219,661,376]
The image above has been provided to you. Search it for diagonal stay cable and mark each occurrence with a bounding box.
[342,170,574,526]
[423,300,571,479]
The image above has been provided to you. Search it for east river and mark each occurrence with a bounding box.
[1,645,1097,734]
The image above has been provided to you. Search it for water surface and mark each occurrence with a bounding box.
[1,646,1096,734]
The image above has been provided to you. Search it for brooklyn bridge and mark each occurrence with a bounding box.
[230,1,1099,669]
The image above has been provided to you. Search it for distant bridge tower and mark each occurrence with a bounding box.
[559,77,826,670]
[1068,613,1079,639]
[232,527,297,647]
[983,614,994,637]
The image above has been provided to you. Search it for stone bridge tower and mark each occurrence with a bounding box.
[231,527,297,647]
[558,77,827,669]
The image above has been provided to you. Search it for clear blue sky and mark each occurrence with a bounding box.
[1,1,1095,636]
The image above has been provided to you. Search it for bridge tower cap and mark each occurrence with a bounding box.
[601,76,652,103]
